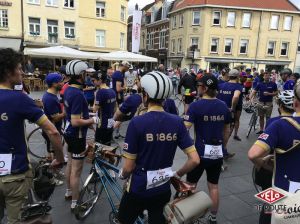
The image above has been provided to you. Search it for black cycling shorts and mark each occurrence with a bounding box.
[187,159,223,185]
[118,191,171,224]
[184,96,194,105]
[64,136,86,160]
[95,128,113,145]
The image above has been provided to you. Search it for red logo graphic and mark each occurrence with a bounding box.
[255,188,286,204]
[258,133,269,140]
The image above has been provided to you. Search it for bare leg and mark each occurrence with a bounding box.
[207,182,219,214]
[234,110,242,136]
[65,152,72,190]
[259,115,264,131]
[70,159,84,200]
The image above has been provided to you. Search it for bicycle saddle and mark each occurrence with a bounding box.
[171,177,196,193]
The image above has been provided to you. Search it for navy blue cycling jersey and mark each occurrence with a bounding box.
[119,94,142,119]
[283,80,295,91]
[163,99,178,115]
[217,82,243,109]
[42,90,62,131]
[63,85,89,138]
[95,88,116,129]
[255,81,277,102]
[0,87,46,174]
[112,71,124,97]
[265,115,292,128]
[123,106,195,197]
[255,116,300,192]
[184,98,231,163]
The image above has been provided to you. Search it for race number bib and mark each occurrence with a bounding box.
[0,154,12,176]
[107,119,115,129]
[288,180,300,193]
[203,145,223,160]
[146,167,173,190]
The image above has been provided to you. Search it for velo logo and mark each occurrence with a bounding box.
[255,188,286,204]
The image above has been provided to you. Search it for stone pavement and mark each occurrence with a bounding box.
[25,92,277,223]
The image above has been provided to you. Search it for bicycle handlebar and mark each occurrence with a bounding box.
[170,177,196,193]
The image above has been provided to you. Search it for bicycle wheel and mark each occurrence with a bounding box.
[252,166,262,193]
[75,171,104,220]
[109,211,119,224]
[27,127,48,159]
[246,113,255,138]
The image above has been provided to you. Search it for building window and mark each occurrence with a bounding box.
[179,14,184,27]
[148,32,154,49]
[224,38,233,54]
[213,11,221,25]
[172,16,177,29]
[64,21,75,39]
[242,12,251,28]
[298,42,300,53]
[96,30,105,47]
[29,17,40,35]
[121,6,126,22]
[159,30,166,49]
[47,20,58,43]
[171,39,176,53]
[193,11,200,25]
[267,41,275,55]
[162,3,168,19]
[227,12,235,27]
[191,37,198,48]
[270,15,279,30]
[46,0,58,6]
[27,0,40,4]
[284,16,292,31]
[120,32,125,50]
[240,39,249,54]
[0,10,8,28]
[96,2,105,18]
[210,38,219,53]
[281,42,289,56]
[64,0,74,8]
[178,38,182,52]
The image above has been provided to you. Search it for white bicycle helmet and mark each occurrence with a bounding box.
[66,60,88,76]
[141,71,173,100]
[278,90,294,110]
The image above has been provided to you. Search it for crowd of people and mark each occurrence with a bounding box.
[0,47,300,224]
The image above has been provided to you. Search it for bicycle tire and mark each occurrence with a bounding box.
[246,113,255,138]
[28,127,65,159]
[27,127,48,159]
[109,211,119,224]
[252,166,262,193]
[75,171,104,220]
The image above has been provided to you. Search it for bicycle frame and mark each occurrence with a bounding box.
[92,155,144,224]
[94,157,122,214]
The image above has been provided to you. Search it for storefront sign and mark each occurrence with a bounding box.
[0,1,12,6]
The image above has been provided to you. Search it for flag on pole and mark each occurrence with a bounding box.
[132,10,142,53]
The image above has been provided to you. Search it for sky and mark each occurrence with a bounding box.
[128,0,300,14]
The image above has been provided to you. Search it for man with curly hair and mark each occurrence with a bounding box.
[0,48,64,223]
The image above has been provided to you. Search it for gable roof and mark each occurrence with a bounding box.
[172,0,299,12]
